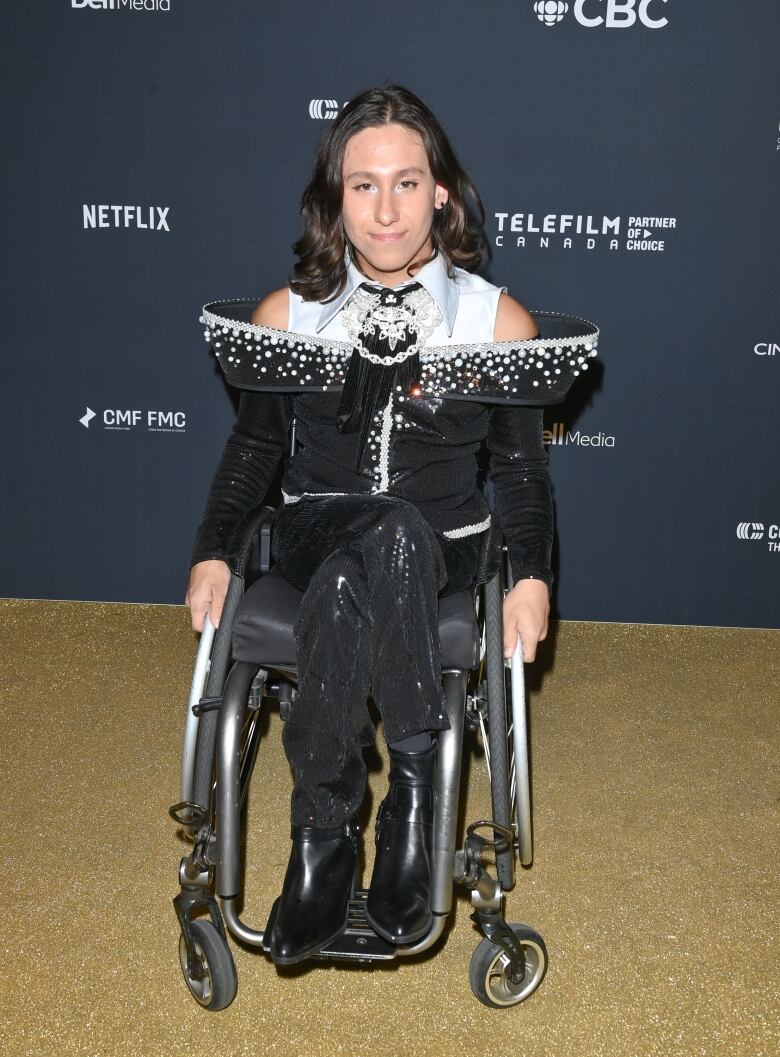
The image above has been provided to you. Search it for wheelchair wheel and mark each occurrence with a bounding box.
[191,578,247,814]
[482,572,517,889]
[198,664,265,830]
[178,919,237,1011]
[469,924,548,1008]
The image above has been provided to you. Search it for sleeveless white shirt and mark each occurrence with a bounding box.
[286,249,507,346]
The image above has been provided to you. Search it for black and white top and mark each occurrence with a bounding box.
[193,251,599,589]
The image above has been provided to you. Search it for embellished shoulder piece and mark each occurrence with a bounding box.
[199,298,599,405]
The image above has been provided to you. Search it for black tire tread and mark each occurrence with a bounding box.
[468,923,548,1009]
[182,919,238,1011]
[483,572,516,891]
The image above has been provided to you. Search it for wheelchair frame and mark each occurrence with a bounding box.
[171,499,548,1011]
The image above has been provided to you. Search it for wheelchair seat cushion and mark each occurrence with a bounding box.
[232,565,480,671]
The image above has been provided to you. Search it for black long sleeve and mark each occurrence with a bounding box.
[190,389,554,591]
[190,390,293,573]
[486,404,554,595]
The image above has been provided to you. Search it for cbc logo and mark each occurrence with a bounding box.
[309,99,340,120]
[533,2,570,26]
[533,0,669,28]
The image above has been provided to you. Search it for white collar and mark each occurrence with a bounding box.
[315,246,459,337]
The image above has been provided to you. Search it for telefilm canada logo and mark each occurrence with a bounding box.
[494,213,676,253]
[736,522,780,553]
[79,407,186,432]
[543,422,615,447]
[71,1,171,11]
[532,0,670,29]
[83,205,170,230]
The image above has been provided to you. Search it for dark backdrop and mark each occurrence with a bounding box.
[2,1,778,628]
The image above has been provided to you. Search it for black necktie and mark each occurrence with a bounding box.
[336,281,425,468]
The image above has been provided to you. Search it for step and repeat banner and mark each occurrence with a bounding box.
[2,1,778,628]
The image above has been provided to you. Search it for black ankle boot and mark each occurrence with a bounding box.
[365,743,436,945]
[268,817,358,965]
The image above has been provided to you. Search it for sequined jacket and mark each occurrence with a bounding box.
[191,300,600,593]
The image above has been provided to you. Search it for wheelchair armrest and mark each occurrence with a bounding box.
[231,504,279,580]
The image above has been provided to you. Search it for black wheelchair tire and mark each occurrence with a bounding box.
[469,923,548,1008]
[178,919,238,1011]
[483,571,516,891]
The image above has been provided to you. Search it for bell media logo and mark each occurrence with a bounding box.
[71,1,171,11]
[736,522,780,553]
[543,422,615,447]
[309,100,341,120]
[532,0,669,28]
[79,406,186,432]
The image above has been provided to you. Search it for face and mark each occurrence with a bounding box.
[341,122,449,286]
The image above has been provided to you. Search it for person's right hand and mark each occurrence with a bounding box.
[185,559,231,632]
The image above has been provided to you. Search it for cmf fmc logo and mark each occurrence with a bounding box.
[79,407,186,432]
[533,1,669,28]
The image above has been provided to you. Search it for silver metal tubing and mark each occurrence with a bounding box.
[469,874,504,913]
[192,574,247,814]
[180,612,216,804]
[221,897,266,948]
[429,668,467,916]
[509,642,533,865]
[395,913,448,957]
[215,660,259,899]
[178,856,210,890]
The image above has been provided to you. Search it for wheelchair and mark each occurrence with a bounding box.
[170,471,548,1011]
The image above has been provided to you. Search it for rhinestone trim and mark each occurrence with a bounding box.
[340,285,444,365]
[440,515,492,539]
[200,304,597,361]
[374,393,395,493]
[281,490,355,504]
[200,302,599,405]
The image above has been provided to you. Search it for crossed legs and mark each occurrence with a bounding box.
[277,495,453,827]
[267,494,479,959]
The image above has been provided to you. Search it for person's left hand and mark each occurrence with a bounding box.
[502,578,550,662]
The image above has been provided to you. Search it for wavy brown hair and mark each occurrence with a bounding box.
[289,84,488,303]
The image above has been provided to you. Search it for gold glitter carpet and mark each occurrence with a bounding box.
[1,598,778,1057]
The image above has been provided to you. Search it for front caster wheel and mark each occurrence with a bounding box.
[469,923,547,1008]
[178,919,237,1011]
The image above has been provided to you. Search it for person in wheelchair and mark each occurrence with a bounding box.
[186,84,561,966]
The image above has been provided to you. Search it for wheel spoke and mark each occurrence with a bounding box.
[178,920,238,1010]
[478,710,492,781]
[179,937,213,1005]
[485,943,544,1005]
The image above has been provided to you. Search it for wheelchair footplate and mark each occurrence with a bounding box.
[262,889,397,964]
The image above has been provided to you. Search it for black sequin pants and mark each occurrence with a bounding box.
[270,494,481,827]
